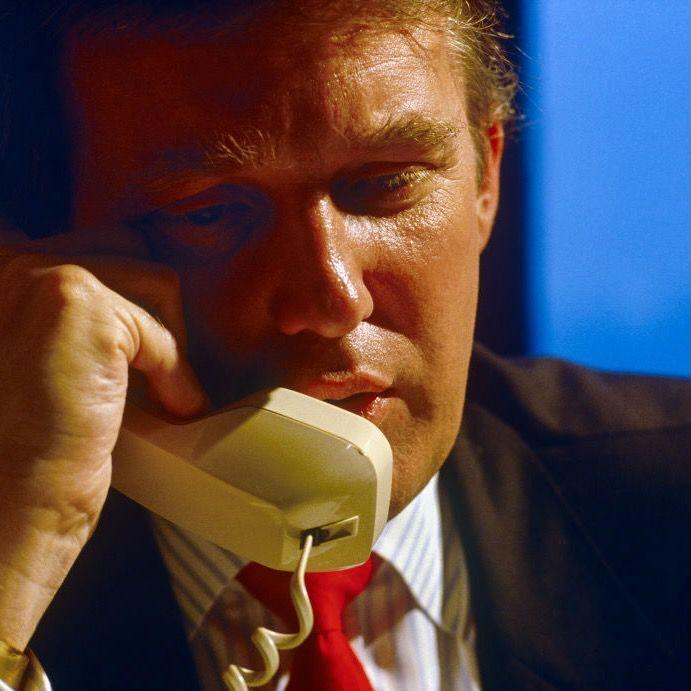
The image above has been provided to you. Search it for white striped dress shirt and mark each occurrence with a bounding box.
[152,474,481,690]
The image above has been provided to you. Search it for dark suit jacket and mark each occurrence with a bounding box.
[33,345,691,690]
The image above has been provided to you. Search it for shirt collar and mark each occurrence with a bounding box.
[373,473,444,627]
[152,472,447,635]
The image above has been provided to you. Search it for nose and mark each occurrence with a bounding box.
[271,197,373,338]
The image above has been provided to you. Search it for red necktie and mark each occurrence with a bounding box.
[236,556,379,691]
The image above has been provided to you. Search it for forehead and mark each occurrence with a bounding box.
[61,9,466,216]
[63,14,461,128]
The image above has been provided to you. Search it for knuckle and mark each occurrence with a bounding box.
[0,256,101,322]
[116,305,177,368]
[35,264,100,309]
[108,305,140,362]
[100,320,133,361]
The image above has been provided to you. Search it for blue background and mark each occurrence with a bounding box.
[520,1,689,376]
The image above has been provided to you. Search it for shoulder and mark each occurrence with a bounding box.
[463,342,691,492]
[465,341,691,446]
[462,343,690,546]
[463,344,691,520]
[458,344,690,668]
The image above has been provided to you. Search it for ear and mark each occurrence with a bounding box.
[475,121,504,252]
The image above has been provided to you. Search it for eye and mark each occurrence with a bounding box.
[368,171,423,192]
[184,202,255,228]
[134,188,271,263]
[185,205,227,226]
[333,167,433,215]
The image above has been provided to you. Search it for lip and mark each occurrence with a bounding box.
[295,371,394,426]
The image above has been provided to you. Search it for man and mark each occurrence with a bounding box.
[0,1,688,689]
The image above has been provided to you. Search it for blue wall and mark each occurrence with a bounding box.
[522,1,689,376]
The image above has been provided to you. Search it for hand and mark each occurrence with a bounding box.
[0,224,207,650]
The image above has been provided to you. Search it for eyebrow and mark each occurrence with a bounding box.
[135,113,461,195]
[139,128,278,187]
[345,114,461,156]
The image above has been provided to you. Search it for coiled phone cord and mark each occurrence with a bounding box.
[222,534,315,690]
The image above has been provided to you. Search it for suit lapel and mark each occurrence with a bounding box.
[441,401,677,690]
[33,490,201,691]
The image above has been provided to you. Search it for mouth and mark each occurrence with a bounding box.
[324,391,382,417]
[322,391,392,427]
[297,372,394,426]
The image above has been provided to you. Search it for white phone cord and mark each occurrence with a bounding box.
[222,534,315,690]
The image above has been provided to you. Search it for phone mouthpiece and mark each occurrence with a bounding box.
[112,388,392,571]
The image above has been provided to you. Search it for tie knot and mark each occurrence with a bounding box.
[237,555,379,632]
[304,557,377,631]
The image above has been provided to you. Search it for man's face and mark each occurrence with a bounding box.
[61,6,502,517]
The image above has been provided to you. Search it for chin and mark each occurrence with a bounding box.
[385,401,465,520]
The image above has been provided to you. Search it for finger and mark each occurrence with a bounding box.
[80,257,189,351]
[0,223,199,411]
[113,295,208,418]
[0,220,184,343]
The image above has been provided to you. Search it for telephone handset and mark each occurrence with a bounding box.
[111,388,392,688]
[111,387,392,571]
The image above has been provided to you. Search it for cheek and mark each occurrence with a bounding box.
[178,258,268,354]
[371,189,480,447]
[366,189,481,342]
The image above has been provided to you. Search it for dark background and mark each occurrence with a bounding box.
[475,0,526,356]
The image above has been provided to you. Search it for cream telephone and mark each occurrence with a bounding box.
[111,388,392,689]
